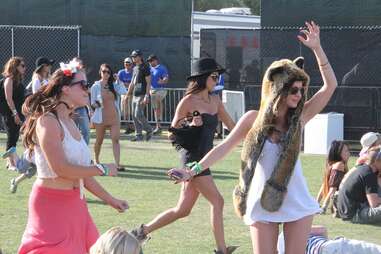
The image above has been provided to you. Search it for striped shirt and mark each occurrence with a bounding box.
[306,235,328,254]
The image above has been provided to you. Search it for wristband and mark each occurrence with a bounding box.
[12,109,18,116]
[95,163,110,176]
[186,161,203,175]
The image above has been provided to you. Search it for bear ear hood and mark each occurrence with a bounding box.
[293,56,304,69]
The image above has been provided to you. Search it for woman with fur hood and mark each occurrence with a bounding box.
[169,21,337,254]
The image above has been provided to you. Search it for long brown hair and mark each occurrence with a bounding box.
[99,63,117,100]
[21,69,76,153]
[185,73,209,95]
[321,140,349,199]
[2,56,24,85]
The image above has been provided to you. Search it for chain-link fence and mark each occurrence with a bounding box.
[0,25,80,83]
[200,26,381,140]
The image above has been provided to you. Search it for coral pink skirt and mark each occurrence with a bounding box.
[18,183,99,254]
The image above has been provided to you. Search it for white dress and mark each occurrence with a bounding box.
[244,139,320,225]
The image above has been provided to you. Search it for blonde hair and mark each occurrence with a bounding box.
[90,227,142,254]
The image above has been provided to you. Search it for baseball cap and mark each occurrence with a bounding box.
[147,54,158,62]
[360,132,380,155]
[124,57,133,63]
[130,50,142,57]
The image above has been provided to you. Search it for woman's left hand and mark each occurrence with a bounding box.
[298,21,321,50]
[109,197,129,212]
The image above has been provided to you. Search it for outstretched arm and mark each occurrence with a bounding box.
[168,110,257,181]
[299,21,338,124]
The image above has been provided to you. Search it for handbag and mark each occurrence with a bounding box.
[168,111,203,152]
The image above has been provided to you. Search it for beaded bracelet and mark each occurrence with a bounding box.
[319,62,329,67]
[186,161,203,175]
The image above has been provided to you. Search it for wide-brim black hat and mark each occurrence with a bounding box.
[187,58,225,80]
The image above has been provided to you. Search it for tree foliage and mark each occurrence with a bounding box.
[194,0,260,15]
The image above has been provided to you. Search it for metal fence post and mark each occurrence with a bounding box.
[11,26,14,57]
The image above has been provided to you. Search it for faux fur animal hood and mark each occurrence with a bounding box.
[233,57,310,217]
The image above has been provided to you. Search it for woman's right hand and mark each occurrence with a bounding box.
[14,114,22,125]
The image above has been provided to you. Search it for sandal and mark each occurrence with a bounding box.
[117,166,126,172]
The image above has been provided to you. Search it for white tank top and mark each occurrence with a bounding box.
[244,139,320,224]
[34,115,91,198]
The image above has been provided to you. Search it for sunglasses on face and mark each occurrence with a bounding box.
[101,70,111,74]
[288,86,305,95]
[19,63,26,68]
[210,74,219,82]
[124,62,132,65]
[70,80,89,91]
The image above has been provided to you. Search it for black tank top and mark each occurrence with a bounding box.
[180,113,218,167]
[0,79,25,117]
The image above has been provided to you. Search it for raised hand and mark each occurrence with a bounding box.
[298,21,321,50]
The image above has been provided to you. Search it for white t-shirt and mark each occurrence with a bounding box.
[31,78,48,94]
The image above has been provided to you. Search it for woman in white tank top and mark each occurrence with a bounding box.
[18,60,129,254]
[169,21,338,254]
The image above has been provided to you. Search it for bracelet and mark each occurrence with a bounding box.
[12,109,18,116]
[319,62,329,67]
[186,161,203,175]
[95,163,110,176]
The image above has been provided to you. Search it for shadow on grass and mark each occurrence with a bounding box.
[117,165,238,181]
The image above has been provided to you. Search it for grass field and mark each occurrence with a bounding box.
[0,133,380,253]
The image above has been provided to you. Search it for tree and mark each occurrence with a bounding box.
[194,0,260,15]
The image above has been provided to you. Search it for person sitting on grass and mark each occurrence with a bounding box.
[277,225,381,254]
[90,227,142,254]
[2,147,36,193]
[357,132,381,165]
[316,140,350,214]
[337,147,381,224]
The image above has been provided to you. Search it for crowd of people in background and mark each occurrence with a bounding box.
[1,21,381,254]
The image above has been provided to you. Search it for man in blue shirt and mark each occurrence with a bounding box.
[147,54,169,134]
[118,57,134,134]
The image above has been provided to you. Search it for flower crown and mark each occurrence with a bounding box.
[59,59,81,77]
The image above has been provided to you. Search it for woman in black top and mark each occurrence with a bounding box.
[0,57,26,168]
[337,147,381,224]
[132,58,236,254]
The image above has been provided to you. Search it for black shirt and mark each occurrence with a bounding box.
[0,79,25,117]
[337,164,379,220]
[132,63,150,96]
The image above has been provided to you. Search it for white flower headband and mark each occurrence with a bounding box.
[59,59,81,77]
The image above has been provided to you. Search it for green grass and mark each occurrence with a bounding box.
[0,133,380,253]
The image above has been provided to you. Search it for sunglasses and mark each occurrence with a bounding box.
[70,80,89,91]
[124,62,132,65]
[289,86,305,95]
[19,64,26,68]
[101,70,111,74]
[210,74,219,82]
